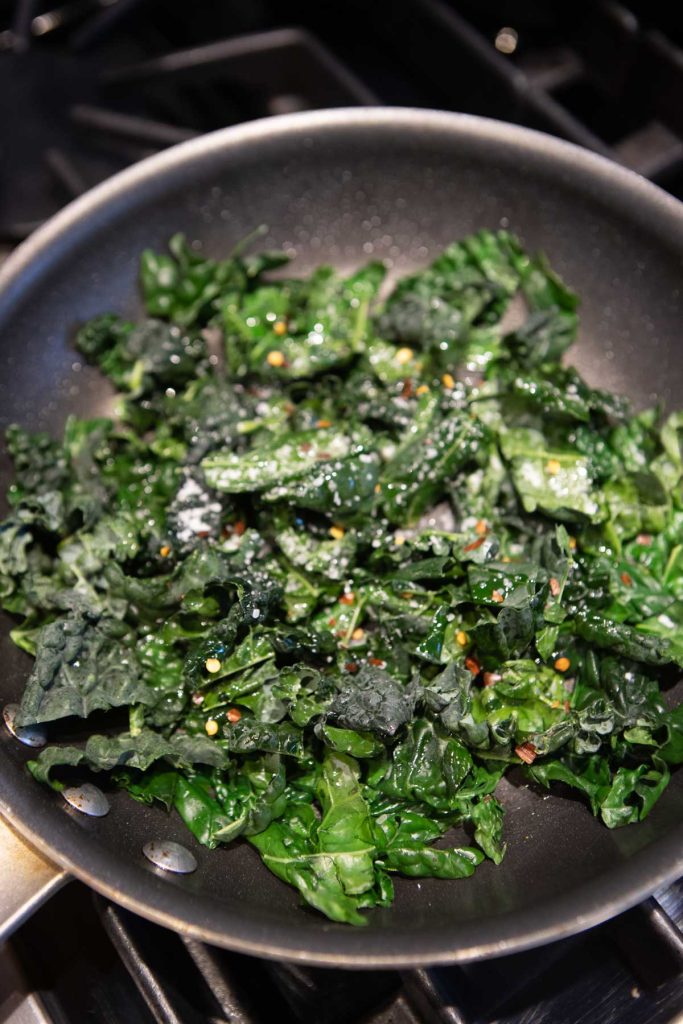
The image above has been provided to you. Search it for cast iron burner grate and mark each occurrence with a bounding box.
[1,0,682,249]
[0,4,373,244]
[6,880,683,1024]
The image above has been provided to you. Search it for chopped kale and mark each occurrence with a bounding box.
[1,229,680,927]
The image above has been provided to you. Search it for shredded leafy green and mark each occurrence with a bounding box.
[2,229,681,925]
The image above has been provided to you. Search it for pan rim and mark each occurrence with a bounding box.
[0,106,681,966]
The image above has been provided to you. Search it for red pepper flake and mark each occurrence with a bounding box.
[317,419,332,429]
[196,530,211,539]
[549,577,561,597]
[474,519,488,536]
[636,533,652,546]
[328,617,337,627]
[344,661,359,674]
[620,571,634,587]
[483,672,501,687]
[300,441,313,453]
[515,742,537,765]
[233,520,246,536]
[554,656,571,673]
[368,656,385,667]
[463,537,485,553]
[465,656,481,675]
[491,590,504,603]
[401,591,414,600]
[339,592,355,605]
[564,700,571,713]
[226,708,242,723]
[401,378,414,399]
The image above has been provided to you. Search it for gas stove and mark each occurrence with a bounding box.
[1,2,682,1021]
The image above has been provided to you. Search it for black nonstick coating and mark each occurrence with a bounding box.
[0,109,681,966]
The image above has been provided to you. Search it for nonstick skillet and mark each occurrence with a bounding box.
[0,108,681,967]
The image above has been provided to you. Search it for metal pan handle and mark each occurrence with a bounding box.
[0,813,69,940]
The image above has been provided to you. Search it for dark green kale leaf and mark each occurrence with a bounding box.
[327,665,418,739]
[573,610,682,666]
[17,611,153,726]
[140,232,288,328]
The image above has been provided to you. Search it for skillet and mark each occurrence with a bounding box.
[0,108,681,966]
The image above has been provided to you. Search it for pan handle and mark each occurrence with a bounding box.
[0,813,69,940]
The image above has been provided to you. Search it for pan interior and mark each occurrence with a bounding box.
[0,110,681,964]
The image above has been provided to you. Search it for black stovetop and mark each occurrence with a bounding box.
[1,2,682,1021]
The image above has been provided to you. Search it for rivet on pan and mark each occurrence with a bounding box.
[143,840,197,874]
[63,783,110,817]
[2,703,47,748]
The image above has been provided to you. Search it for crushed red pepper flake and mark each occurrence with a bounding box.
[474,519,488,536]
[491,590,504,603]
[401,378,414,399]
[328,617,337,627]
[344,661,359,674]
[549,577,561,596]
[564,700,571,713]
[515,742,537,765]
[620,571,634,587]
[465,656,481,675]
[226,708,242,723]
[339,592,355,605]
[368,656,385,667]
[233,520,246,536]
[483,672,501,687]
[463,537,485,553]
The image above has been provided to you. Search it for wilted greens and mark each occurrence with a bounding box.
[2,230,681,925]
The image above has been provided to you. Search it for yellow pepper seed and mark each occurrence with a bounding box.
[266,350,286,367]
[474,519,487,536]
[456,630,469,646]
[317,419,332,428]
[395,347,414,365]
[568,536,577,550]
[273,320,287,336]
[159,545,171,558]
[415,384,430,395]
[205,657,222,674]
[352,628,365,641]
[329,525,345,540]
[205,719,219,736]
[374,483,382,494]
[554,656,571,672]
[442,373,456,390]
[545,458,561,476]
